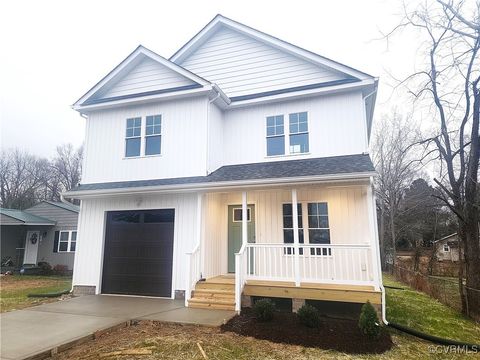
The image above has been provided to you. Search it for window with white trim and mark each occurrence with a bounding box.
[289,112,309,154]
[308,202,331,255]
[443,244,450,252]
[233,207,251,222]
[266,115,285,156]
[145,115,162,155]
[58,230,77,252]
[282,203,304,254]
[125,117,141,157]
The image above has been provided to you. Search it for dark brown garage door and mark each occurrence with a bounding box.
[102,209,175,297]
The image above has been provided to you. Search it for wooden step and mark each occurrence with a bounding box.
[193,289,235,300]
[195,282,235,291]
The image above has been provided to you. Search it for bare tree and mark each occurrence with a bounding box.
[385,0,480,318]
[0,150,49,209]
[50,144,83,203]
[372,112,419,270]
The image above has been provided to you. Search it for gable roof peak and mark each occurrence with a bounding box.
[170,14,375,81]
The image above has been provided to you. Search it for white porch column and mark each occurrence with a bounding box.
[196,192,203,277]
[292,188,301,286]
[366,180,381,291]
[242,191,248,246]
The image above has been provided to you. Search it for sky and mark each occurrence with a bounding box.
[0,0,420,158]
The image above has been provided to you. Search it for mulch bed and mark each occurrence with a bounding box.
[221,308,393,354]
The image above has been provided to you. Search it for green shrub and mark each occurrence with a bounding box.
[358,301,381,339]
[253,299,275,321]
[297,304,321,328]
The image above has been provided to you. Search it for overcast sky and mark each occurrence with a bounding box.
[0,0,420,157]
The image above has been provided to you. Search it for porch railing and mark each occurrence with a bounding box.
[235,244,248,312]
[185,244,201,306]
[243,243,374,286]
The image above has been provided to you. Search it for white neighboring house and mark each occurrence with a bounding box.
[65,15,384,315]
[434,233,461,262]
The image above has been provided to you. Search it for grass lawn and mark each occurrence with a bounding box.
[0,275,72,312]
[383,273,480,344]
[54,275,480,360]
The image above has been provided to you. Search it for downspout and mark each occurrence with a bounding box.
[362,88,377,153]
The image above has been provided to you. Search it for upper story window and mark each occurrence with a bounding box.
[443,244,450,252]
[266,112,309,157]
[125,117,141,157]
[145,115,162,156]
[266,115,285,156]
[289,112,309,154]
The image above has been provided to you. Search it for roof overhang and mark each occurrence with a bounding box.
[63,171,375,200]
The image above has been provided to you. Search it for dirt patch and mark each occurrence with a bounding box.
[221,309,393,354]
[0,276,58,291]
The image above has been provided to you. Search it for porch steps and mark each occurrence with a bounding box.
[188,276,235,311]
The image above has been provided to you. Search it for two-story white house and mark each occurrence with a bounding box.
[65,14,384,318]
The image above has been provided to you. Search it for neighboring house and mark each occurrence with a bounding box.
[65,15,383,315]
[0,201,79,272]
[434,233,462,262]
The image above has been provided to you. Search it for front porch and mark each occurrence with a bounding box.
[185,181,382,312]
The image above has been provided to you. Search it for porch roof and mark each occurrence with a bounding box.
[65,154,375,196]
[0,208,56,226]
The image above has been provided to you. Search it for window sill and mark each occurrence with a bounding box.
[123,154,162,160]
[265,152,311,159]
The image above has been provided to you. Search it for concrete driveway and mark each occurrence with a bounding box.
[0,295,235,360]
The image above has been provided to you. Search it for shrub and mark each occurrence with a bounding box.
[358,301,381,339]
[297,304,321,328]
[253,299,275,322]
[37,261,52,275]
[53,264,69,275]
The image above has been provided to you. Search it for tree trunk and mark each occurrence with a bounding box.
[390,209,396,274]
[460,215,480,320]
[379,200,386,270]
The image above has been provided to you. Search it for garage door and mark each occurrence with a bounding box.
[102,209,175,297]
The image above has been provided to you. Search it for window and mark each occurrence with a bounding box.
[145,115,161,155]
[308,202,331,255]
[58,230,77,252]
[125,117,141,157]
[233,207,251,222]
[289,112,309,154]
[266,115,285,156]
[443,244,450,252]
[283,203,304,254]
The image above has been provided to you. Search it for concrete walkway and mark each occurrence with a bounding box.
[0,295,235,360]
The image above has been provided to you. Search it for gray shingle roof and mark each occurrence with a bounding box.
[42,201,80,213]
[0,208,56,225]
[71,154,374,193]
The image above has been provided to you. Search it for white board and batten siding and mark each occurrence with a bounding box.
[202,185,373,279]
[94,56,197,101]
[72,193,199,294]
[177,26,348,99]
[81,96,209,184]
[223,91,367,166]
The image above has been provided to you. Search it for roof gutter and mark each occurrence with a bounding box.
[62,171,376,199]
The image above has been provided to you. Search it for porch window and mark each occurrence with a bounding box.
[266,115,285,156]
[58,230,77,252]
[283,203,304,254]
[145,115,161,155]
[233,207,251,222]
[308,202,331,255]
[289,112,309,154]
[125,117,141,157]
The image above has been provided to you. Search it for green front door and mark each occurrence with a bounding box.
[228,204,255,273]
